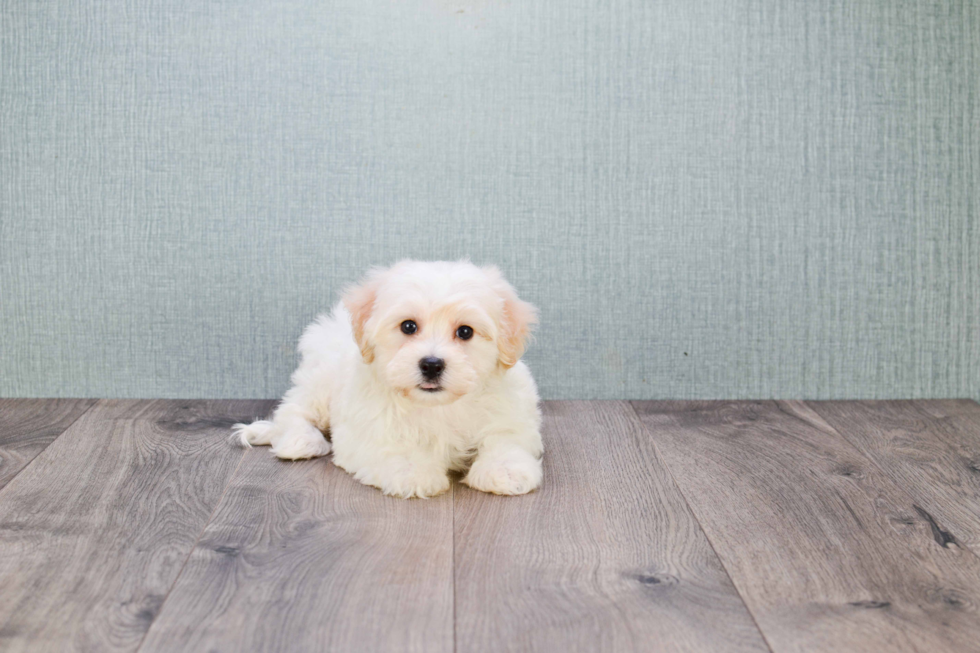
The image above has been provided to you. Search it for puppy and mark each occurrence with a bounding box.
[233,260,543,498]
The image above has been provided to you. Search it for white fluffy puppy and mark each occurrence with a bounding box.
[233,260,543,499]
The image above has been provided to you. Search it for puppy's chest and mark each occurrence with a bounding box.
[335,393,488,453]
[390,405,486,450]
[411,413,479,447]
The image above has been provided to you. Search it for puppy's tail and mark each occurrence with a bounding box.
[230,420,277,448]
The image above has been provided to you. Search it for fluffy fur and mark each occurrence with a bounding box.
[233,260,543,498]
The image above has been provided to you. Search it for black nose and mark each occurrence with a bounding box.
[419,356,445,380]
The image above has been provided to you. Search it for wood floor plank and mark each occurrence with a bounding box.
[138,444,454,653]
[454,401,770,653]
[0,398,273,653]
[807,400,980,554]
[632,400,980,653]
[0,398,97,490]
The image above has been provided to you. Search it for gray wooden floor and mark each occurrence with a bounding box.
[0,400,979,652]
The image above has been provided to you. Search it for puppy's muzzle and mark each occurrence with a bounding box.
[419,356,445,381]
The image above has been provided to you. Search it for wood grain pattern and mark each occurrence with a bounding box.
[0,398,96,490]
[808,400,980,554]
[138,443,454,653]
[0,399,273,653]
[632,400,980,653]
[4,398,980,652]
[454,401,770,653]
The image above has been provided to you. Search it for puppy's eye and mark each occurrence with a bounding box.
[455,325,474,340]
[400,320,418,335]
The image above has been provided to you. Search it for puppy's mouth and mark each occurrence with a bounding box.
[418,382,443,393]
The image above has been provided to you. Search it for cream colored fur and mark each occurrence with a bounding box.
[233,260,543,498]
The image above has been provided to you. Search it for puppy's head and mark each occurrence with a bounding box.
[343,260,536,405]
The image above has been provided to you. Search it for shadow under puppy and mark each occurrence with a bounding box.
[233,260,543,498]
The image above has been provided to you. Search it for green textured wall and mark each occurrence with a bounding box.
[1,0,978,399]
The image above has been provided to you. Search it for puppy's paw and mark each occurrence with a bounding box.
[354,458,450,499]
[464,448,542,496]
[270,422,331,460]
[387,471,451,500]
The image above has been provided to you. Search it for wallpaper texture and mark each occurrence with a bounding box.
[2,0,978,399]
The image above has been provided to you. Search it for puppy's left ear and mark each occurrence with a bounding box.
[343,269,385,363]
[486,267,538,369]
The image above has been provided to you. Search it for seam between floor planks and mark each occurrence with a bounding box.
[452,481,457,653]
[0,407,92,495]
[0,398,98,496]
[626,402,777,653]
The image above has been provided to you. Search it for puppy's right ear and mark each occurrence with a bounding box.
[342,270,384,364]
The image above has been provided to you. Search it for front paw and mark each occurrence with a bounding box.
[270,422,331,460]
[354,458,450,499]
[464,449,542,496]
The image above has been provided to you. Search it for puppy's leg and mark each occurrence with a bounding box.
[232,419,277,447]
[233,399,331,460]
[464,437,542,496]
